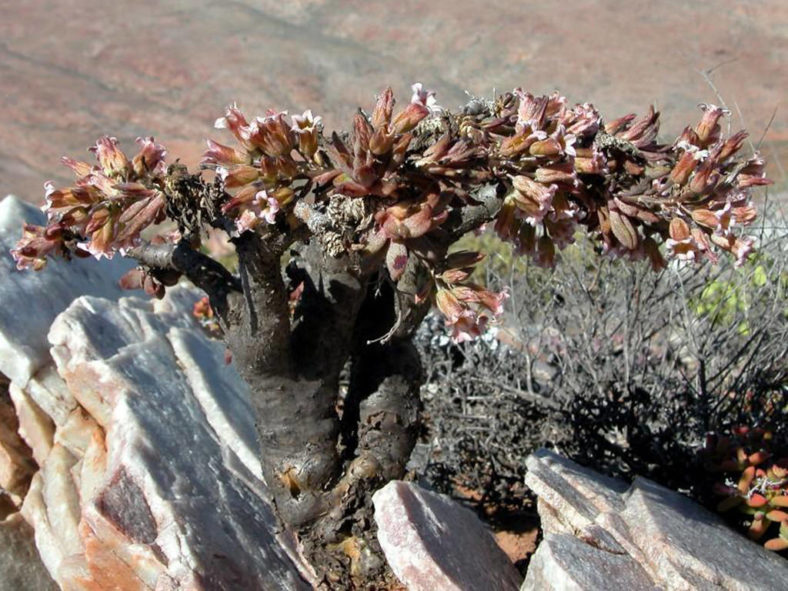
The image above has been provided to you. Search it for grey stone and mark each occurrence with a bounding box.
[524,448,627,535]
[0,512,57,591]
[374,480,522,591]
[521,533,657,591]
[617,477,788,591]
[524,449,788,591]
[537,498,625,555]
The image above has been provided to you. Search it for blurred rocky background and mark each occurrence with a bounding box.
[0,0,785,204]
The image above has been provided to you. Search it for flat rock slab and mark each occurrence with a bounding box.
[619,477,788,591]
[524,449,788,591]
[374,480,522,591]
[525,447,627,531]
[521,533,656,591]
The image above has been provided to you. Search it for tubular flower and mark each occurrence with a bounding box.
[509,176,557,226]
[290,110,322,159]
[11,223,71,270]
[434,252,509,343]
[411,82,442,113]
[224,188,288,233]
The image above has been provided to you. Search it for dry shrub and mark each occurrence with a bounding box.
[416,199,787,512]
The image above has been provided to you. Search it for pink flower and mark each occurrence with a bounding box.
[202,139,250,166]
[233,190,281,232]
[132,136,167,176]
[732,237,754,266]
[694,103,729,147]
[435,280,507,343]
[561,102,601,137]
[411,83,441,113]
[478,287,509,317]
[260,192,281,224]
[510,176,557,226]
[214,103,252,148]
[89,136,129,178]
[246,111,295,156]
[449,311,489,344]
[11,224,67,270]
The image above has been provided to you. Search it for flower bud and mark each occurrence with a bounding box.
[90,137,129,178]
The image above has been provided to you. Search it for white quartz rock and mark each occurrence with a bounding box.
[168,326,262,479]
[47,295,311,589]
[521,533,656,591]
[8,382,54,466]
[48,296,195,427]
[21,365,75,427]
[0,195,133,387]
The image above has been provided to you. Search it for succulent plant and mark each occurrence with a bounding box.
[702,425,788,551]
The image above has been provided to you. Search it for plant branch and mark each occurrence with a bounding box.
[126,240,240,319]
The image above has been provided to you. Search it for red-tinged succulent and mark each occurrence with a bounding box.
[702,426,788,552]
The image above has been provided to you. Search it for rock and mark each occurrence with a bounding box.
[524,449,788,591]
[23,365,77,427]
[8,383,55,466]
[47,294,197,428]
[41,293,311,590]
[0,378,36,504]
[168,326,262,479]
[0,512,57,591]
[525,448,627,553]
[0,195,133,388]
[521,533,656,591]
[525,448,627,526]
[0,197,314,591]
[374,480,522,591]
[618,477,788,591]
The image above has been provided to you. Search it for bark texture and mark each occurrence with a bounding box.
[217,235,424,586]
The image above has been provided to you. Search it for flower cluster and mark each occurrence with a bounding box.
[203,106,317,233]
[12,136,168,269]
[14,84,769,343]
[432,251,508,342]
[487,94,767,271]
